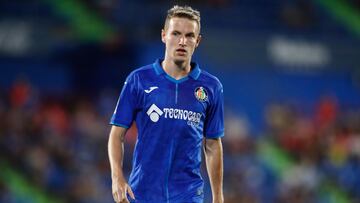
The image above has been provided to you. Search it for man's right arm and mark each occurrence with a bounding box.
[108,125,135,203]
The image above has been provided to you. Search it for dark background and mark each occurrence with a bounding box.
[1,0,360,202]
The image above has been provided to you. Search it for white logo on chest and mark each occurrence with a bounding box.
[144,86,158,93]
[147,104,163,122]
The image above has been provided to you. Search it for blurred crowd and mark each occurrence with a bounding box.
[0,78,359,203]
[223,97,360,203]
[266,98,360,203]
[0,79,115,203]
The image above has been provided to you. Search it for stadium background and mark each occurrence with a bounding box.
[1,0,360,202]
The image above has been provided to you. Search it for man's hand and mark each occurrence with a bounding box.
[204,138,224,203]
[112,176,135,203]
[108,126,135,203]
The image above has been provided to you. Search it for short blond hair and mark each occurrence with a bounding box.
[164,5,201,33]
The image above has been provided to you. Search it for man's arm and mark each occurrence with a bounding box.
[108,125,135,203]
[204,137,224,203]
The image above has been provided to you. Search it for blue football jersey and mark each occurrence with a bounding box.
[110,59,224,203]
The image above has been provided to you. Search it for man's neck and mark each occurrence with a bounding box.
[161,59,191,80]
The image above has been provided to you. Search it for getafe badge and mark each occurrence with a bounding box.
[194,87,208,102]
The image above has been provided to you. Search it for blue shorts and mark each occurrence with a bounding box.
[127,193,204,203]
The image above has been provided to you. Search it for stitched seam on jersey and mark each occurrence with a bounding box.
[165,140,175,202]
[175,83,178,104]
[109,122,130,129]
[205,131,225,138]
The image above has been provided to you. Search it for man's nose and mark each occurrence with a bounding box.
[179,36,186,45]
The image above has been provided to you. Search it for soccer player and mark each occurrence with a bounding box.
[108,5,224,203]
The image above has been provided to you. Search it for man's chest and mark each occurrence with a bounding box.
[138,80,211,125]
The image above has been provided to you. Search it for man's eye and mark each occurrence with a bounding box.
[186,33,195,38]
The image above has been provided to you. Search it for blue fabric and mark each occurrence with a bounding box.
[110,59,224,202]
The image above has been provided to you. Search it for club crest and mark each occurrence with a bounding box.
[194,87,208,102]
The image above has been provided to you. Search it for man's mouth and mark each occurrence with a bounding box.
[176,48,187,53]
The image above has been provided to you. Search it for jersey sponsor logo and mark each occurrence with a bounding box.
[147,104,163,122]
[163,108,201,124]
[144,86,159,93]
[194,87,208,102]
[147,104,202,126]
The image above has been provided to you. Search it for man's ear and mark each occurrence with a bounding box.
[195,34,202,48]
[161,29,166,43]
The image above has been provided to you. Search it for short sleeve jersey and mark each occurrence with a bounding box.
[110,59,224,203]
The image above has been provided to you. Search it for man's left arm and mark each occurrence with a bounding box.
[204,137,224,203]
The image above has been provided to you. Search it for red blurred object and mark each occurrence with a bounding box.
[10,79,31,108]
[315,96,338,129]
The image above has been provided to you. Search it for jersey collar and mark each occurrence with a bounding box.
[153,59,201,80]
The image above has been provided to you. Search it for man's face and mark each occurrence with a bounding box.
[162,17,201,64]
